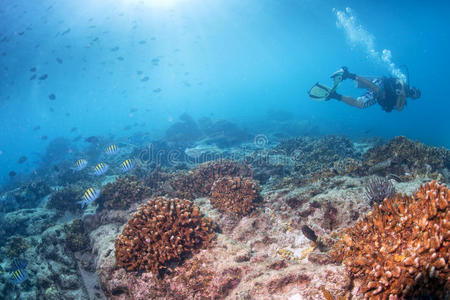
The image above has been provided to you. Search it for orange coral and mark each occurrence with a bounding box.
[331,181,449,298]
[210,176,261,216]
[115,197,215,275]
[97,176,150,210]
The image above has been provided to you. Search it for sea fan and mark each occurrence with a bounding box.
[365,176,396,205]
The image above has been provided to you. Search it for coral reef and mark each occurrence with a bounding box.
[12,181,51,209]
[210,176,262,216]
[115,197,216,275]
[186,160,254,198]
[144,160,253,200]
[64,219,89,252]
[365,176,396,206]
[46,185,81,213]
[3,208,58,237]
[361,136,450,179]
[5,236,29,258]
[97,176,150,211]
[331,181,449,298]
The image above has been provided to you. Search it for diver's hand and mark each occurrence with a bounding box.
[341,66,356,80]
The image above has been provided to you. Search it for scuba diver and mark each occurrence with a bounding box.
[308,66,421,112]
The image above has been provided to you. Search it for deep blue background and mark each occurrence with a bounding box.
[0,0,449,184]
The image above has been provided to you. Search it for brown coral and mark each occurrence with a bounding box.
[115,197,215,275]
[210,176,261,216]
[331,181,449,298]
[144,160,253,200]
[97,176,150,211]
[186,160,253,197]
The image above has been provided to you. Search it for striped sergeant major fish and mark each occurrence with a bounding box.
[78,187,100,208]
[105,144,119,155]
[120,159,136,173]
[72,159,88,172]
[92,162,109,176]
[9,258,28,284]
[11,268,28,284]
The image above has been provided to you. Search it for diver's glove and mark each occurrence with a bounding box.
[326,90,342,101]
[341,66,356,80]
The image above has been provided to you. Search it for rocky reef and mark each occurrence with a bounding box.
[361,136,450,180]
[46,185,82,213]
[331,181,449,298]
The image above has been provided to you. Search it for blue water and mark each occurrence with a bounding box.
[0,0,449,185]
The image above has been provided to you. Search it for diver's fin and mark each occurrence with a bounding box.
[330,68,344,88]
[308,82,333,100]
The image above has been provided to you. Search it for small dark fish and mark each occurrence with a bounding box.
[141,76,149,82]
[17,156,27,164]
[130,107,138,113]
[30,67,36,72]
[85,136,100,144]
[137,70,143,75]
[33,125,40,131]
[9,171,16,177]
[151,58,159,65]
[18,32,24,36]
[30,74,36,80]
[61,28,71,35]
[110,46,119,52]
[48,94,56,100]
[49,107,54,112]
[70,127,77,132]
[301,225,318,243]
[39,74,48,80]
[117,56,124,61]
[124,125,132,131]
[139,40,146,45]
[56,57,63,64]
[153,88,161,93]
[73,135,82,142]
[92,37,99,42]
[41,135,48,140]
[65,113,70,117]
[53,165,60,172]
